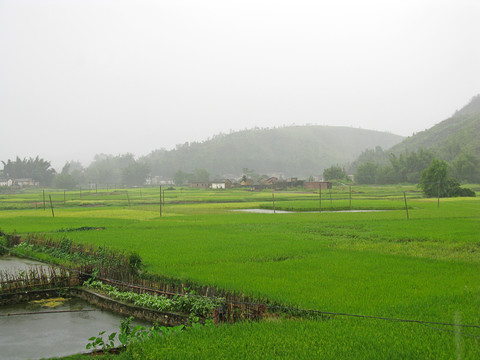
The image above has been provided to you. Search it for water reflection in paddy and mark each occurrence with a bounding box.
[0,256,148,360]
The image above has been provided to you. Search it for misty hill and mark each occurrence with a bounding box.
[142,126,403,178]
[389,95,480,161]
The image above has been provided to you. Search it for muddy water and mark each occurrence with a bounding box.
[0,257,148,360]
[0,298,147,360]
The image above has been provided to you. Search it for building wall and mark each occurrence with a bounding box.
[190,182,210,189]
[304,181,332,190]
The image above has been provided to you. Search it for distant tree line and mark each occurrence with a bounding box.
[1,157,56,186]
[352,147,479,185]
[1,154,150,189]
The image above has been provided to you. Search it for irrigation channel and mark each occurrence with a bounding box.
[0,256,148,360]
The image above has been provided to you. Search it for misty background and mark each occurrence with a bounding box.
[1,0,479,170]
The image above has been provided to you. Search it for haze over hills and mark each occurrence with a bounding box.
[142,126,404,178]
[388,95,480,161]
[347,95,480,184]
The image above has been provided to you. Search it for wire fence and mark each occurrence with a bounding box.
[1,242,479,339]
[0,185,440,216]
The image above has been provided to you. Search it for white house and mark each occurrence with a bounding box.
[211,179,232,189]
[14,178,39,187]
[0,179,13,187]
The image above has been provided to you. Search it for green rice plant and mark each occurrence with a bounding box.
[1,185,479,358]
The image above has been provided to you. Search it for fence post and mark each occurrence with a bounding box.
[403,192,409,220]
[349,186,352,209]
[319,186,322,213]
[272,190,275,214]
[159,186,162,217]
[49,194,55,218]
[437,182,440,208]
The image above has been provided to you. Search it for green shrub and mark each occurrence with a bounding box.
[0,235,8,255]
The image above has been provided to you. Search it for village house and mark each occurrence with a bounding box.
[0,179,13,187]
[211,179,233,189]
[304,181,332,190]
[240,178,254,186]
[0,178,40,187]
[146,176,174,186]
[258,177,277,186]
[189,182,210,189]
[17,179,39,187]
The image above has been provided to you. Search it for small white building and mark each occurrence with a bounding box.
[211,179,232,189]
[0,179,13,187]
[14,178,39,187]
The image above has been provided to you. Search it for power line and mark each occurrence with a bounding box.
[2,244,479,339]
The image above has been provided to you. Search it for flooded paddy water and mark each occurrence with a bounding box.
[233,209,391,214]
[0,256,148,360]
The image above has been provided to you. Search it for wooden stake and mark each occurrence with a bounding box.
[43,190,46,210]
[159,186,162,217]
[349,186,352,209]
[49,195,54,218]
[403,192,409,220]
[319,186,322,213]
[272,190,275,214]
[437,182,440,208]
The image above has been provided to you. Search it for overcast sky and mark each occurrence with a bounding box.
[1,0,479,170]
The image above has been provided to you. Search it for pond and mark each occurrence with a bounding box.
[233,209,391,214]
[0,256,51,273]
[0,256,148,360]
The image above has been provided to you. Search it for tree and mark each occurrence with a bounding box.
[1,156,56,186]
[66,161,86,186]
[191,168,210,182]
[54,163,77,189]
[355,162,377,184]
[323,165,346,181]
[173,170,188,186]
[419,159,475,197]
[121,162,150,187]
[85,153,136,185]
[375,165,396,184]
[451,152,480,183]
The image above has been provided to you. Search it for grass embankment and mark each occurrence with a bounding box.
[0,186,479,358]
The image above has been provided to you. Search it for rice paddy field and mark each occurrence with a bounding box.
[1,185,479,359]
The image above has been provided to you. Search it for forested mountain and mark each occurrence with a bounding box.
[351,95,480,184]
[390,109,480,161]
[141,126,403,178]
